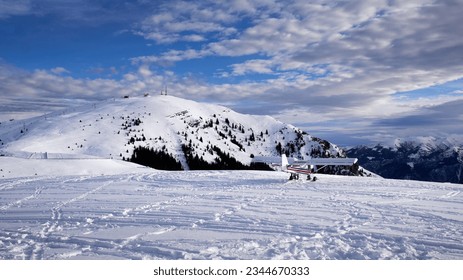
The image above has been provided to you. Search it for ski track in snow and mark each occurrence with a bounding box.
[1,171,463,260]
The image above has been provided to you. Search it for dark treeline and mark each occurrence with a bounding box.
[127,145,273,171]
[182,144,249,170]
[128,146,182,170]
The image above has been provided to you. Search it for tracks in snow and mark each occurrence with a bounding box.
[0,185,45,211]
[0,175,117,259]
[1,172,463,260]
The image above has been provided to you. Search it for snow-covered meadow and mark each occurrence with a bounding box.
[1,157,462,260]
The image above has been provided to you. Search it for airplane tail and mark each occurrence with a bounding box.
[281,154,289,171]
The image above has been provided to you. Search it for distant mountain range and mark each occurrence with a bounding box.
[0,95,348,172]
[347,137,463,183]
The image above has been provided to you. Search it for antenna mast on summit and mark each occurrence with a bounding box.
[161,74,168,95]
[161,85,167,95]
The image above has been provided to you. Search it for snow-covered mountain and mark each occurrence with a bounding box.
[347,137,463,183]
[0,95,345,171]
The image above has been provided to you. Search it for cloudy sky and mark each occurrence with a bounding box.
[1,0,463,146]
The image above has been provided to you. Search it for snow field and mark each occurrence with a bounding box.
[1,163,462,260]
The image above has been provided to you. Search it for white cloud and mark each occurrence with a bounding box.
[229,59,275,76]
[50,67,70,75]
[135,0,250,44]
[131,48,212,67]
[0,63,161,120]
[134,0,463,96]
[0,0,31,18]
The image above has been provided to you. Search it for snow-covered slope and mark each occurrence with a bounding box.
[0,95,344,171]
[1,166,462,260]
[347,137,463,183]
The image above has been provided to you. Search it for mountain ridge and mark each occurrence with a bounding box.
[347,137,463,183]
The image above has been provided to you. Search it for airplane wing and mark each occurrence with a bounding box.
[307,157,358,165]
[252,156,357,166]
[251,156,282,165]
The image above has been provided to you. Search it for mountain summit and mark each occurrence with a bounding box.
[1,95,346,170]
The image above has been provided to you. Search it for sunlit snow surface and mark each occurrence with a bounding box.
[1,160,462,260]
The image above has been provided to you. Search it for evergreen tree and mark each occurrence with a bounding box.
[249,132,255,141]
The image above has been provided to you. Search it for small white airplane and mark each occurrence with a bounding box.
[253,155,358,181]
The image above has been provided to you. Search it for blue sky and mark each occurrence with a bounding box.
[1,0,463,146]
